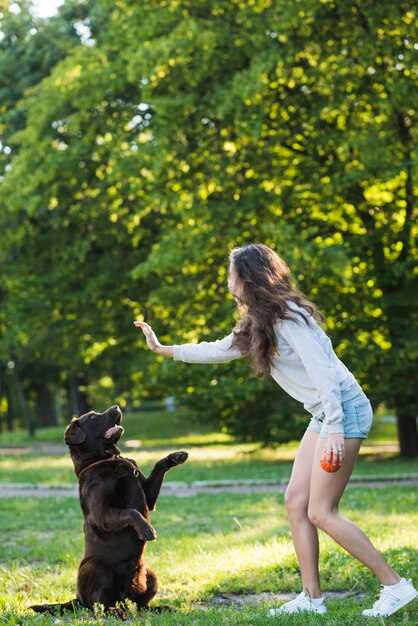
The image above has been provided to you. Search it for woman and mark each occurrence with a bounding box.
[134,243,416,618]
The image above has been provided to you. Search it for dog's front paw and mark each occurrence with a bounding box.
[136,521,157,541]
[143,524,157,541]
[167,451,188,467]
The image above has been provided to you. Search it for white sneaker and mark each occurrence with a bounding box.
[362,578,417,617]
[268,591,327,616]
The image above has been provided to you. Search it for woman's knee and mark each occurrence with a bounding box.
[307,504,334,530]
[284,487,309,517]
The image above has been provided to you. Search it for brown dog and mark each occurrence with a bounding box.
[30,405,188,618]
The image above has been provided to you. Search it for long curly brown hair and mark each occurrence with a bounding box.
[229,243,323,378]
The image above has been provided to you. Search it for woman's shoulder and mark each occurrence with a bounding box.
[274,301,320,336]
[280,300,313,323]
[286,300,308,314]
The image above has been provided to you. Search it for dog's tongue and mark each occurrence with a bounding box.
[104,425,120,439]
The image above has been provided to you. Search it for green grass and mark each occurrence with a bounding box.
[1,445,418,486]
[1,408,417,624]
[0,403,404,447]
[0,488,417,624]
[1,408,417,486]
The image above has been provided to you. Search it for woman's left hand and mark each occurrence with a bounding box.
[324,434,345,467]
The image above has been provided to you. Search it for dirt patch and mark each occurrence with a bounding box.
[0,447,34,455]
[195,590,368,610]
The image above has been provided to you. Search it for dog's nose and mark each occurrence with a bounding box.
[112,405,120,412]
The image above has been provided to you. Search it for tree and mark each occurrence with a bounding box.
[122,0,417,455]
[1,0,416,456]
[0,0,85,430]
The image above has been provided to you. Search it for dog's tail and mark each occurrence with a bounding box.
[30,599,82,614]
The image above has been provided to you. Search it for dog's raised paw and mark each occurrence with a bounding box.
[167,451,188,467]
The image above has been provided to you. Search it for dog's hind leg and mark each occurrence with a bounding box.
[135,570,175,613]
[78,557,128,617]
[143,451,188,510]
[130,566,159,610]
[79,559,115,602]
[30,599,82,614]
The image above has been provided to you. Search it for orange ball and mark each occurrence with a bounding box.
[320,451,341,473]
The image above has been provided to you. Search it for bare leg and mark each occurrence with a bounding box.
[308,437,401,586]
[284,430,322,597]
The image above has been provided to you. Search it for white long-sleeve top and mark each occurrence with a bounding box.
[173,305,361,434]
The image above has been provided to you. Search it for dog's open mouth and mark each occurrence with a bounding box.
[104,424,124,439]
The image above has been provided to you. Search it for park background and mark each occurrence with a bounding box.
[0,0,417,624]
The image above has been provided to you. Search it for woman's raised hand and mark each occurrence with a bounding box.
[134,321,162,352]
[134,321,174,357]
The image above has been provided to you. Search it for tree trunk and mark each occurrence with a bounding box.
[68,375,91,417]
[0,361,5,430]
[35,384,56,427]
[396,408,418,459]
[14,367,35,437]
[0,361,3,407]
[5,380,14,431]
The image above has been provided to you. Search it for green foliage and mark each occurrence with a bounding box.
[0,0,417,453]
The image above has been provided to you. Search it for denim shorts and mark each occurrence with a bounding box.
[307,390,373,439]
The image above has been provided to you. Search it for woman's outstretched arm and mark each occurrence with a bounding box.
[134,320,242,363]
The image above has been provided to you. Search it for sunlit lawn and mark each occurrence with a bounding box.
[1,445,418,487]
[0,487,417,625]
[0,407,417,485]
[1,408,418,624]
[0,402,403,446]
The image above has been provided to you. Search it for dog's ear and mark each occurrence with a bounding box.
[64,418,86,445]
